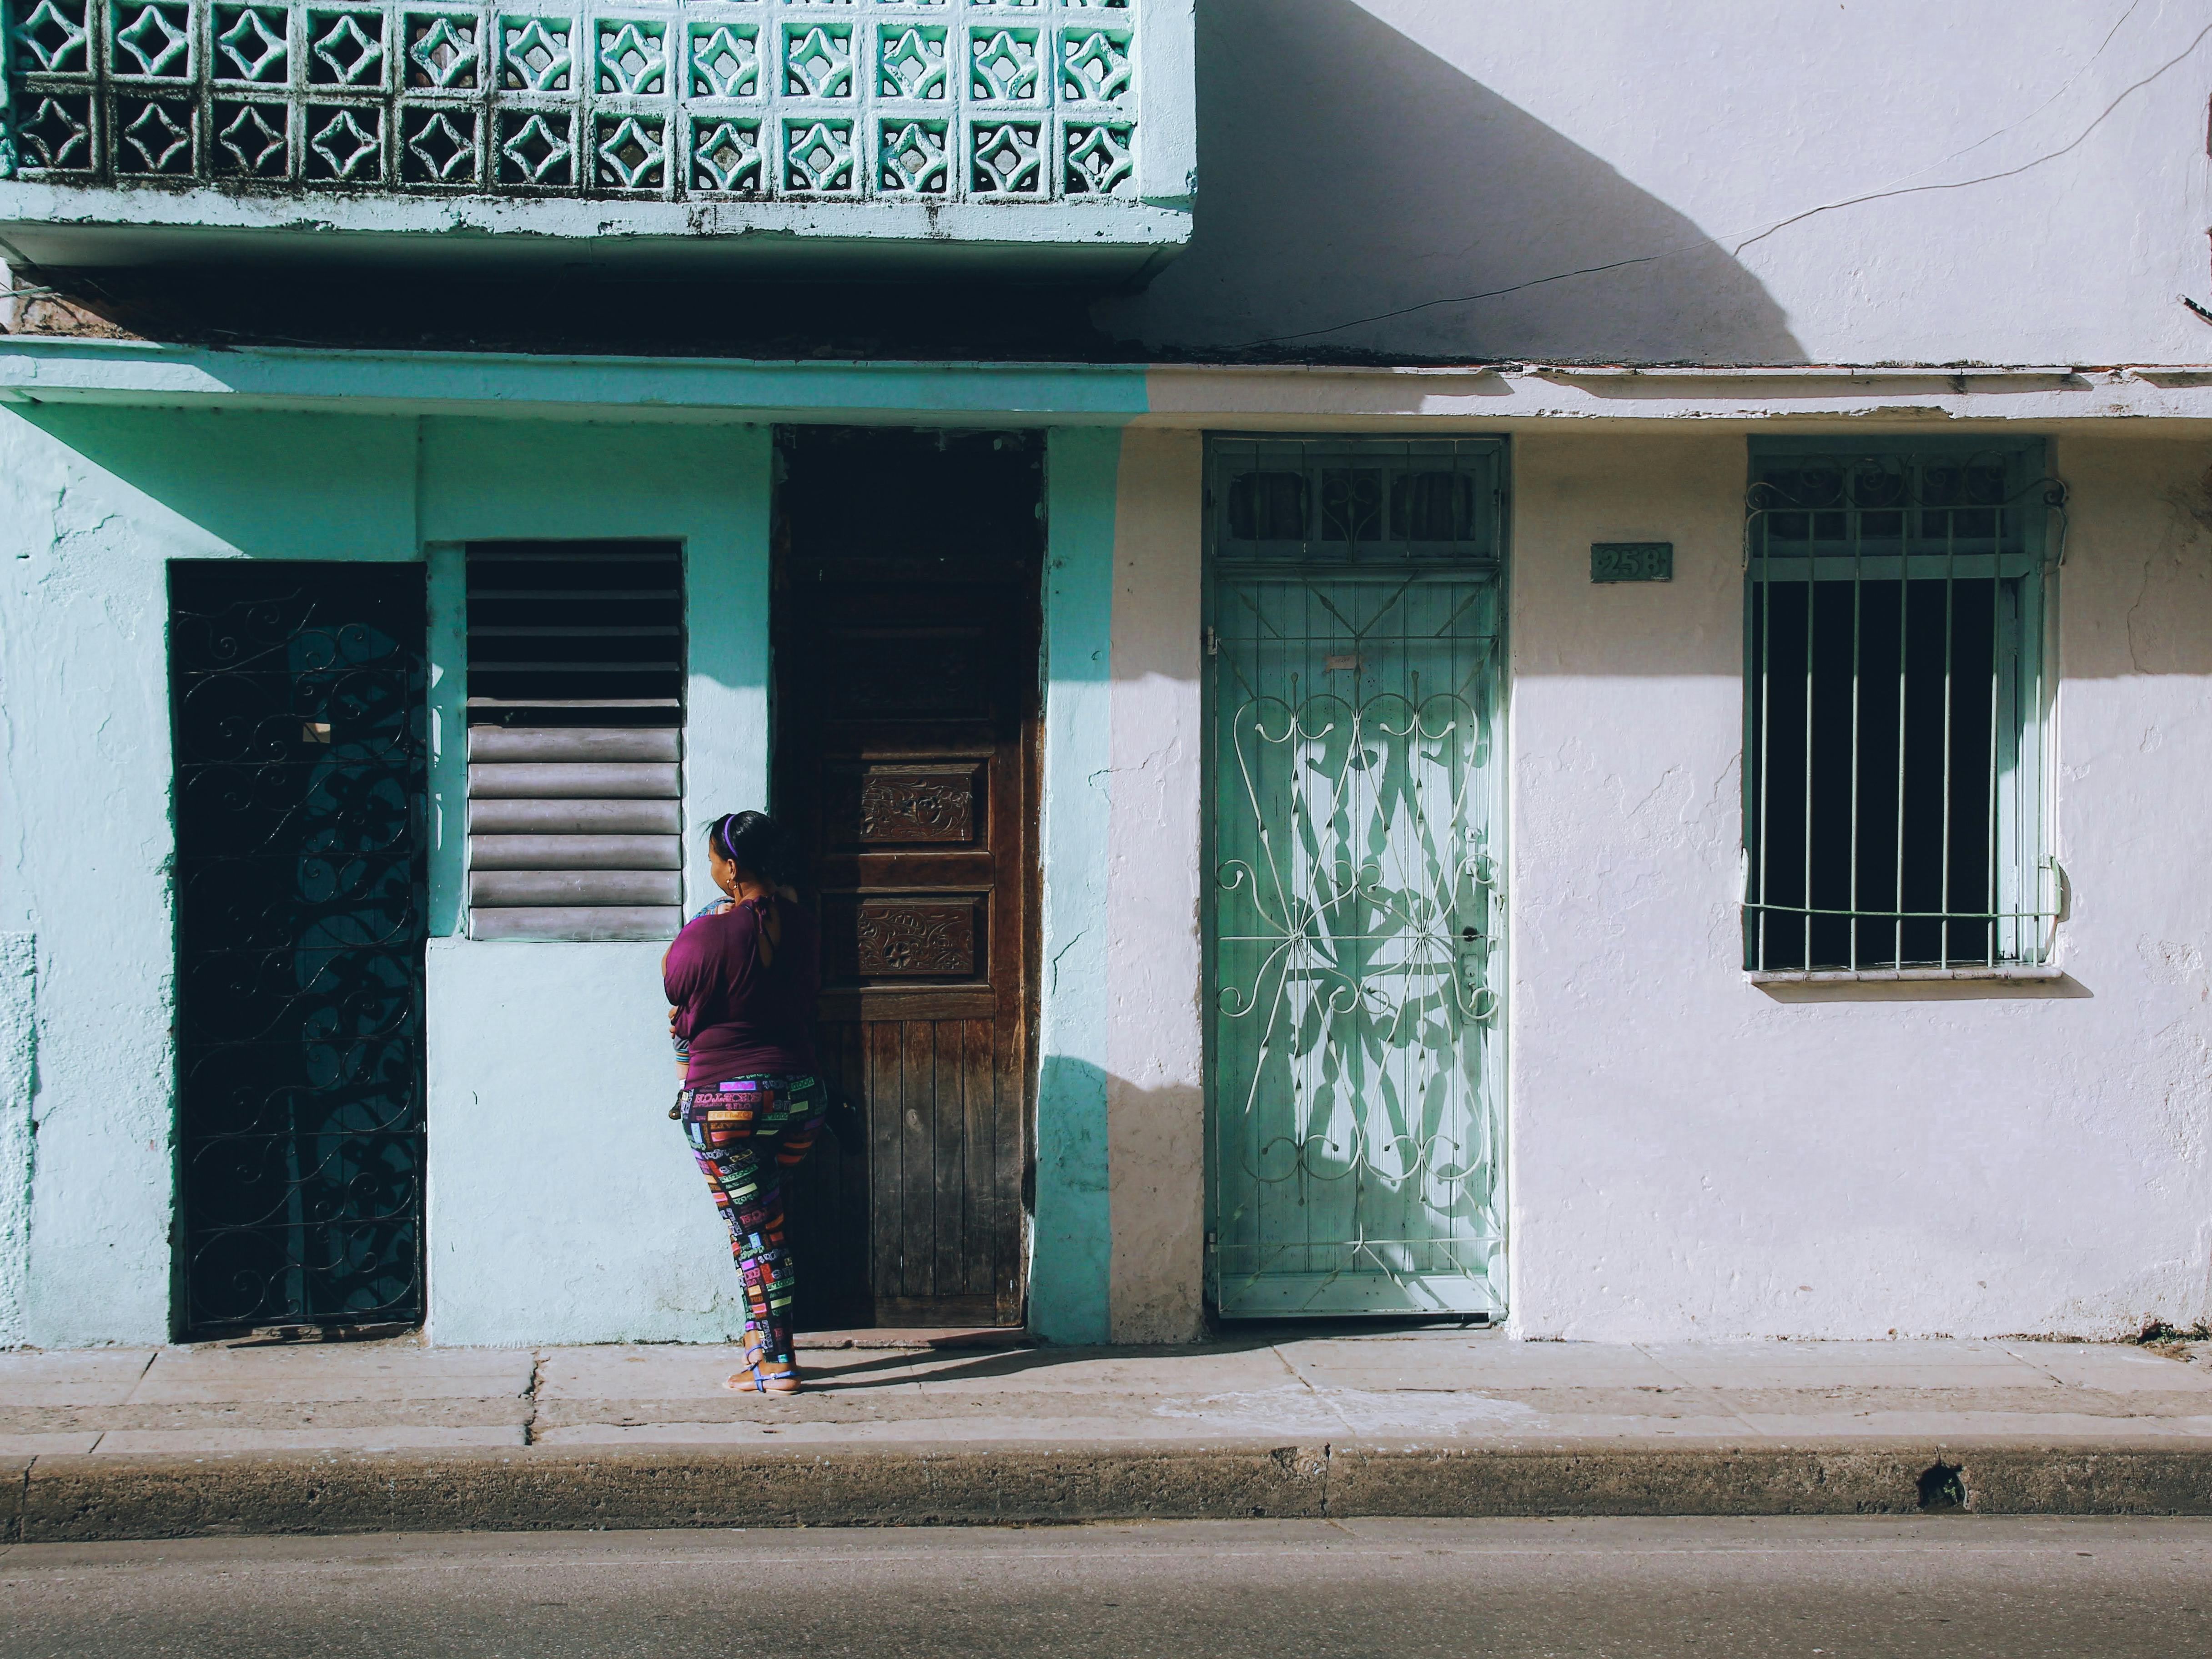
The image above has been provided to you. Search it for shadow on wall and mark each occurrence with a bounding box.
[11,404,420,563]
[1104,0,1805,365]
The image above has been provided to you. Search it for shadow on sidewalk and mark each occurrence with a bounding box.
[813,1317,1492,1391]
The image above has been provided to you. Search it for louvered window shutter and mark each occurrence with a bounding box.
[465,542,685,942]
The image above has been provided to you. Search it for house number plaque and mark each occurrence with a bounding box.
[1591,542,1674,583]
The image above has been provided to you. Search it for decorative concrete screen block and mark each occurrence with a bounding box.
[0,0,1191,271]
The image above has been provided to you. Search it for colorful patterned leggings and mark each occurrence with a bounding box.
[679,1076,826,1369]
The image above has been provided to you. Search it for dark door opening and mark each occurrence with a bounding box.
[774,429,1042,1329]
[169,562,429,1338]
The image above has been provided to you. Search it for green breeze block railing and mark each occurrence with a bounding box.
[0,0,1183,232]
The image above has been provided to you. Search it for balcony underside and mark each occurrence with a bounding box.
[0,181,1187,276]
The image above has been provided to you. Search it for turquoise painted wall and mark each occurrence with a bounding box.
[0,933,35,1348]
[427,543,468,940]
[0,342,1154,427]
[0,404,779,1345]
[424,939,743,1344]
[0,392,1131,1347]
[0,404,419,1346]
[1032,429,1122,1345]
[415,419,772,927]
[417,418,772,1344]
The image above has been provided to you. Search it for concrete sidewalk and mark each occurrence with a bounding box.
[4,1329,2210,1538]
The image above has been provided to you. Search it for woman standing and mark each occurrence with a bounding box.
[663,811,824,1393]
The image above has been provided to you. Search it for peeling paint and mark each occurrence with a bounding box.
[0,935,36,1350]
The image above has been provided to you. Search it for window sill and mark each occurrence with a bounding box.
[1746,965,2063,985]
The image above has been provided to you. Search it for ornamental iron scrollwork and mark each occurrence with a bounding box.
[2,0,1144,201]
[1210,567,1505,1317]
[170,563,428,1336]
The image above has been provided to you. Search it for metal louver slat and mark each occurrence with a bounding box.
[468,729,681,764]
[466,542,685,943]
[468,799,684,836]
[469,871,684,907]
[468,763,682,799]
[469,835,682,871]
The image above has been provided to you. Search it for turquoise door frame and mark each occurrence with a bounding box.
[1203,437,1508,1321]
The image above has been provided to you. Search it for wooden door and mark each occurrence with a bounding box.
[774,429,1041,1328]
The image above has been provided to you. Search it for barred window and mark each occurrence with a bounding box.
[1743,442,2056,973]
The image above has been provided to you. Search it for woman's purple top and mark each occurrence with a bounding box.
[663,897,821,1086]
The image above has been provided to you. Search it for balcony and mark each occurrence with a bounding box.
[0,0,1192,275]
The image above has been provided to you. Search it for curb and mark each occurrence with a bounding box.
[7,1442,2212,1541]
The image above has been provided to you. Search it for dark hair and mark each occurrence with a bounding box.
[706,810,804,889]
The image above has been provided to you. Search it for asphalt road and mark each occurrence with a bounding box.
[1,1518,2207,1658]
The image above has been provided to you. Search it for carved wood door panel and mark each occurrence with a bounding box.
[774,430,1042,1329]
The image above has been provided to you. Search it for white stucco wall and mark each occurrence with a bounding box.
[1108,0,2212,367]
[1504,429,2212,1340]
[1104,429,1207,1343]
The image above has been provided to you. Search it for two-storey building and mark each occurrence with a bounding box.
[3,0,2209,1351]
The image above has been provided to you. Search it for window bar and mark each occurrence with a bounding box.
[2033,559,2049,964]
[2019,499,2037,965]
[1892,516,1910,972]
[1755,514,1774,972]
[1849,489,1864,973]
[2028,579,2040,964]
[1986,515,2004,968]
[2041,539,2053,964]
[1998,556,2025,965]
[1803,517,1816,970]
[1939,501,1956,970]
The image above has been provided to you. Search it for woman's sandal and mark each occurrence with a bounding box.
[726,1341,802,1394]
[728,1365,801,1394]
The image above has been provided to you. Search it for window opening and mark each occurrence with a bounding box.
[1215,438,1498,563]
[464,540,685,942]
[1744,443,2058,973]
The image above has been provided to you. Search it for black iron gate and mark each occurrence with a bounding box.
[170,562,429,1337]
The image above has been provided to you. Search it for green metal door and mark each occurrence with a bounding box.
[1206,439,1506,1320]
